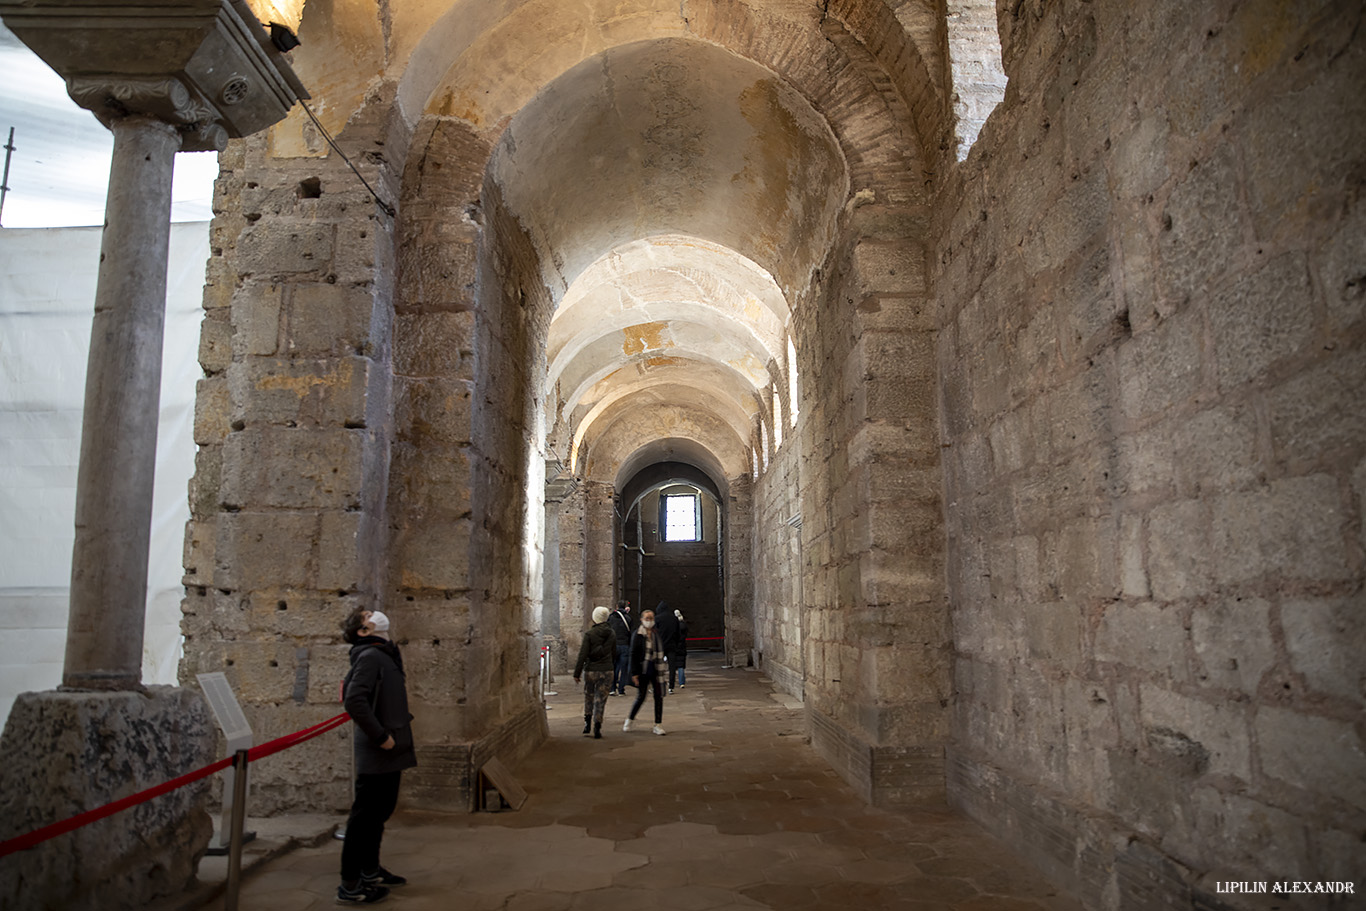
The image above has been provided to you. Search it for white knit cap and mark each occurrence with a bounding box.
[592,606,610,624]
[674,609,683,620]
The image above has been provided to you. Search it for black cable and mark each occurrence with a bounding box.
[297,98,396,218]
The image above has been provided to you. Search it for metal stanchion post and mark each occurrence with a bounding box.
[225,749,250,911]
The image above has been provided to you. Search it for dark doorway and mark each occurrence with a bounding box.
[619,464,725,650]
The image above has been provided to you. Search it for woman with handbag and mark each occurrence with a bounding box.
[623,608,668,735]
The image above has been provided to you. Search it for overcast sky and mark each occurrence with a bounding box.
[0,24,218,228]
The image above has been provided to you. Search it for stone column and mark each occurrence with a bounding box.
[63,115,182,691]
[0,6,309,904]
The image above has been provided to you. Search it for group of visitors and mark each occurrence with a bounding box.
[330,599,692,904]
[574,599,688,737]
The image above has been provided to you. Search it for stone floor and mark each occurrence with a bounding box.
[196,655,1081,910]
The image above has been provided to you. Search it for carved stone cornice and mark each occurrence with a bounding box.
[66,76,229,152]
[0,0,308,150]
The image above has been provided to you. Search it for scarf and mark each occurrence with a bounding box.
[643,628,665,672]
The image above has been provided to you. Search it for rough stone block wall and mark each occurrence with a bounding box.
[724,475,755,666]
[380,115,554,808]
[462,160,549,758]
[753,437,804,695]
[388,118,486,798]
[583,481,618,632]
[792,195,948,807]
[551,483,587,673]
[936,0,1365,904]
[181,102,400,814]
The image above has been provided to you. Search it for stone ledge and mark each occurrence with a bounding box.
[406,701,549,813]
[148,814,343,911]
[808,704,946,808]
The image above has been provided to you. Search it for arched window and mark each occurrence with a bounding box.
[772,382,783,449]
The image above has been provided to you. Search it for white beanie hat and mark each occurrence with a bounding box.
[592,606,610,624]
[674,609,683,620]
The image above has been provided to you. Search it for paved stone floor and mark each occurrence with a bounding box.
[200,655,1081,910]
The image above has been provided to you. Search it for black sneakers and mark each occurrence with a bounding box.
[362,867,408,887]
[337,882,389,904]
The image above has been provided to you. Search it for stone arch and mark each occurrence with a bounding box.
[186,0,952,814]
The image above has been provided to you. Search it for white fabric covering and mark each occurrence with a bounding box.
[0,222,207,725]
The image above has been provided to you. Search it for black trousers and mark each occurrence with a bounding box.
[629,667,664,723]
[612,645,630,694]
[340,770,402,883]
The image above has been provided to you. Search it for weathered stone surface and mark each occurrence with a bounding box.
[1280,596,1366,705]
[1190,597,1275,695]
[1209,252,1315,390]
[0,688,214,911]
[1145,499,1212,601]
[1096,602,1189,681]
[1140,683,1251,781]
[1210,475,1352,585]
[230,281,283,357]
[235,223,334,276]
[227,356,373,429]
[213,511,315,590]
[221,427,366,510]
[287,283,377,356]
[1255,707,1366,811]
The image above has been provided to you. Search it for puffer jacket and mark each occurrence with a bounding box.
[344,637,418,775]
[574,621,616,676]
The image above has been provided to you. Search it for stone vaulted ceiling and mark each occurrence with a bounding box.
[287,0,943,488]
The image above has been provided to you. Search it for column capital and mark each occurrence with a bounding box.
[0,0,308,150]
[67,76,227,152]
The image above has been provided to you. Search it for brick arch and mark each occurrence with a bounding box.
[394,1,936,207]
[379,1,948,815]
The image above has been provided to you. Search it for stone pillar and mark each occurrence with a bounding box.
[63,116,181,691]
[0,5,308,903]
[583,481,618,618]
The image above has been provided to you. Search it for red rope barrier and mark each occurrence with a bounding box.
[0,711,350,858]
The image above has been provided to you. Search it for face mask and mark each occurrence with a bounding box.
[368,611,390,632]
[642,620,655,629]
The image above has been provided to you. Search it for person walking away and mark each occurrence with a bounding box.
[573,605,616,738]
[654,601,680,693]
[339,608,416,905]
[608,600,634,695]
[623,609,668,735]
[672,609,689,689]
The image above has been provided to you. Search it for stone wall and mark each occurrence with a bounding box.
[753,435,804,695]
[789,194,948,807]
[180,97,402,813]
[724,475,756,667]
[936,0,1366,904]
[387,115,487,802]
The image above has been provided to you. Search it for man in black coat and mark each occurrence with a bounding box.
[339,608,416,904]
[607,600,635,695]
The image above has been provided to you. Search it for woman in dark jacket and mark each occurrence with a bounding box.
[338,608,416,904]
[573,606,617,738]
[623,608,667,735]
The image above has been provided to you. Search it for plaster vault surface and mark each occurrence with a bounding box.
[481,36,846,479]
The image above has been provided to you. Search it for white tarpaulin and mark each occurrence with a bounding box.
[0,222,208,725]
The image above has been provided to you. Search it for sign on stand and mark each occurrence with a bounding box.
[197,672,256,854]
